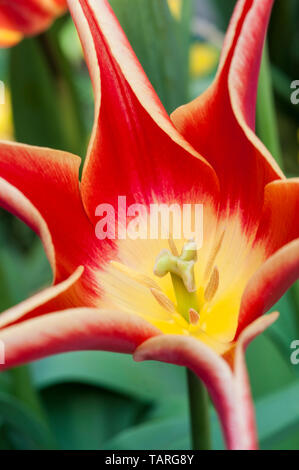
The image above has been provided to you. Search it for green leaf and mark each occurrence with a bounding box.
[10,366,49,426]
[246,324,296,400]
[0,261,13,311]
[31,351,185,401]
[256,42,283,167]
[103,413,191,450]
[9,21,86,156]
[268,0,299,79]
[31,351,186,402]
[0,372,13,396]
[41,383,147,450]
[265,290,299,367]
[109,0,191,113]
[103,394,224,450]
[9,38,68,150]
[208,0,236,30]
[103,380,299,450]
[0,243,51,309]
[0,392,55,450]
[258,381,299,448]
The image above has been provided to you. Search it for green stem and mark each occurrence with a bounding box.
[171,273,199,322]
[256,41,283,168]
[164,246,210,449]
[187,369,211,450]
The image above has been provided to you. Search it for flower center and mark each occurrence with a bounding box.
[153,238,219,326]
[100,226,249,354]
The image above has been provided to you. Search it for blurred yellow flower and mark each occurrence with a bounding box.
[168,0,182,20]
[0,29,23,48]
[190,42,219,78]
[0,88,14,141]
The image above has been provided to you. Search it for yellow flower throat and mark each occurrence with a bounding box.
[109,236,230,355]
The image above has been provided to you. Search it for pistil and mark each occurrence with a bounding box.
[154,239,200,322]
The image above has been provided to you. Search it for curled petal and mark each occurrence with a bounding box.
[255,179,299,255]
[237,179,299,334]
[237,240,299,335]
[68,0,219,223]
[0,308,160,370]
[229,312,279,448]
[171,0,283,224]
[134,312,279,450]
[0,141,100,293]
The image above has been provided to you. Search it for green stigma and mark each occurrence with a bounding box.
[154,239,199,322]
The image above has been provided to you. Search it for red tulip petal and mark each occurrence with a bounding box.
[0,142,99,289]
[171,0,283,224]
[68,0,219,225]
[237,240,299,335]
[0,266,84,329]
[228,312,279,446]
[134,334,248,449]
[0,0,67,46]
[0,308,160,370]
[236,179,299,334]
[134,311,278,450]
[0,176,55,270]
[255,179,299,255]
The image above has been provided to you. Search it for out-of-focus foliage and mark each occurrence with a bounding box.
[110,0,191,113]
[0,0,298,450]
[9,19,86,157]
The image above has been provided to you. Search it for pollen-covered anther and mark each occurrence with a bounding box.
[204,266,219,302]
[150,288,176,313]
[110,261,162,290]
[189,308,200,325]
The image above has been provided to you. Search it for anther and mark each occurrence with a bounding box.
[189,308,200,325]
[168,235,179,257]
[204,266,219,302]
[150,288,176,313]
[204,231,225,280]
[110,261,161,290]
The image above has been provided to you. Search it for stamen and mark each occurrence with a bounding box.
[204,230,225,280]
[168,235,179,257]
[110,261,161,290]
[150,288,176,313]
[189,308,200,325]
[204,266,219,302]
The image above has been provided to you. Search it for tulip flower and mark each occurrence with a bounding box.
[0,0,67,47]
[0,0,298,450]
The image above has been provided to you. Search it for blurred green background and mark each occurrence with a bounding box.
[0,0,298,450]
